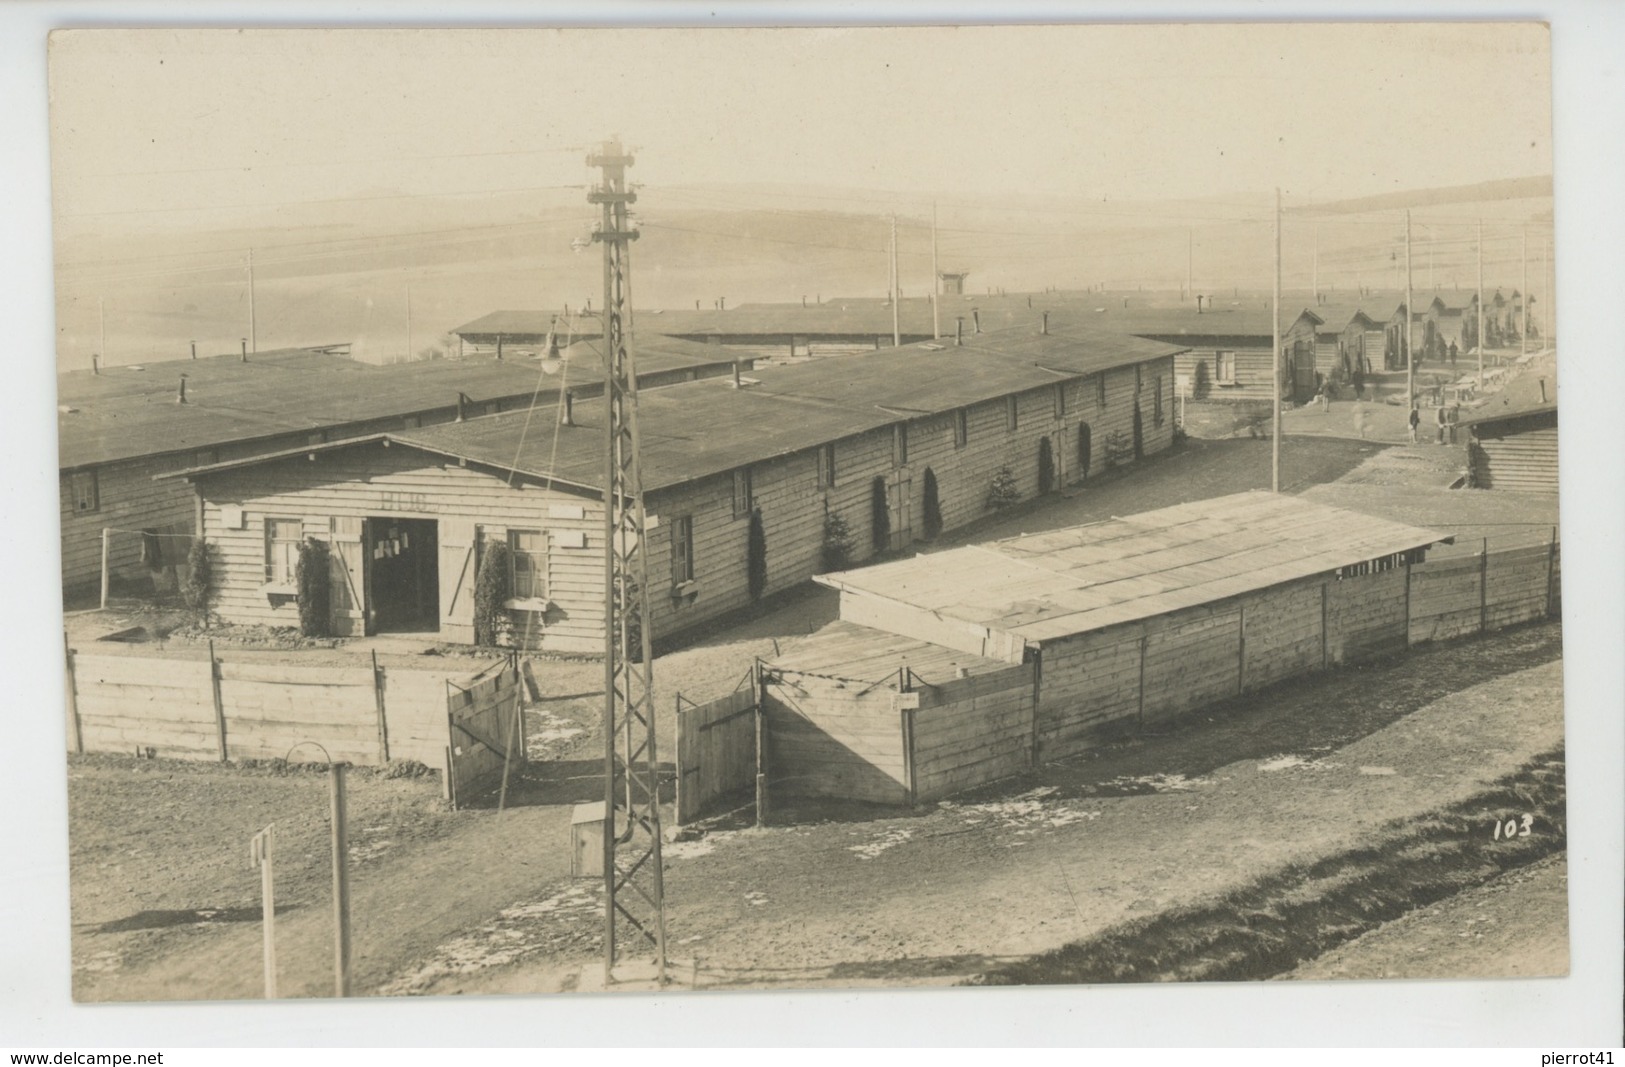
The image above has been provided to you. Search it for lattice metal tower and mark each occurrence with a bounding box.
[589,137,667,986]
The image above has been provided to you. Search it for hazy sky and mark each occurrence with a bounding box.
[49,23,1552,223]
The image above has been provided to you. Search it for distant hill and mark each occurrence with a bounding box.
[1296,176,1553,216]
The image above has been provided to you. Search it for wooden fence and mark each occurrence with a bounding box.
[444,661,526,809]
[675,685,759,823]
[64,643,511,803]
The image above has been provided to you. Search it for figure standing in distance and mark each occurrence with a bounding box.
[1408,404,1421,445]
[1436,403,1448,445]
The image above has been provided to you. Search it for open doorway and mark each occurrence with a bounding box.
[366,517,439,633]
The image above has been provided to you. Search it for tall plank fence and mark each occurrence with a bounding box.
[674,681,759,824]
[63,643,517,805]
[444,661,526,809]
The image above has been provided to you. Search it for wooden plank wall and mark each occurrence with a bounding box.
[675,686,758,823]
[60,455,198,595]
[1325,567,1409,665]
[1473,423,1558,493]
[1036,630,1143,759]
[444,665,525,808]
[910,664,1035,801]
[1141,606,1243,724]
[645,357,1175,645]
[762,674,909,805]
[68,649,499,791]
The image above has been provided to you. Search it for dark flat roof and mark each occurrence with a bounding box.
[58,337,743,470]
[166,317,1184,494]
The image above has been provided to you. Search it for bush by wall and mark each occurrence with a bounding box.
[922,468,943,540]
[473,541,511,647]
[870,477,891,554]
[182,540,214,626]
[747,508,768,602]
[295,538,333,638]
[987,466,1021,510]
[821,509,855,573]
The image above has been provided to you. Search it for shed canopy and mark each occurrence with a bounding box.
[816,491,1451,644]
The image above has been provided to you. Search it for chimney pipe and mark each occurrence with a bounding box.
[696,300,701,310]
[1197,295,1204,314]
[802,295,807,308]
[972,310,981,333]
[732,361,742,389]
[955,317,963,347]
[190,340,197,360]
[456,392,467,422]
[1041,311,1049,335]
[496,334,504,361]
[560,388,575,426]
[240,338,248,362]
[1027,295,1032,308]
[91,353,100,376]
[720,296,726,311]
[177,376,187,404]
[1538,378,1548,403]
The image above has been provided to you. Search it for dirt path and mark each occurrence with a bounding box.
[396,634,1563,995]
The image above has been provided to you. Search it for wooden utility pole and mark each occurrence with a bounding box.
[1187,228,1194,301]
[1311,225,1319,303]
[931,202,941,341]
[251,824,277,999]
[890,214,901,348]
[330,763,351,997]
[247,247,257,355]
[1271,188,1281,494]
[1405,210,1415,416]
[1543,234,1552,346]
[405,284,413,362]
[1477,218,1485,390]
[98,297,106,369]
[1521,227,1529,357]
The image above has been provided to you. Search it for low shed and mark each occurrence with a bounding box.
[1464,363,1559,493]
[808,491,1450,772]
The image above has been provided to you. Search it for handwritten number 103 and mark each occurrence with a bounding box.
[1493,815,1534,840]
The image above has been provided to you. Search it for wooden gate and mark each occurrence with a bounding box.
[329,516,368,637]
[444,657,525,809]
[675,673,759,824]
[438,518,478,645]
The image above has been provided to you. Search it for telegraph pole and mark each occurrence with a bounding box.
[1521,227,1529,357]
[1476,218,1485,390]
[931,202,941,341]
[98,296,106,368]
[1404,210,1414,416]
[1311,224,1319,304]
[1187,228,1194,301]
[588,137,666,988]
[1271,188,1281,494]
[247,247,257,354]
[405,284,413,362]
[890,214,901,347]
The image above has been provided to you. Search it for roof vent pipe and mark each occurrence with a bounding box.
[456,392,467,422]
[177,376,188,404]
[732,360,742,389]
[1041,311,1049,335]
[972,310,981,333]
[1538,378,1548,403]
[560,388,575,426]
[240,338,248,362]
[801,295,807,308]
[91,353,100,376]
[190,340,197,360]
[955,317,964,346]
[1197,295,1204,314]
[720,296,726,311]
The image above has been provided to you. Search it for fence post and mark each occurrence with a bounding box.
[1236,604,1247,695]
[64,632,83,755]
[251,824,277,999]
[900,706,917,806]
[1403,559,1413,647]
[329,763,352,998]
[1320,581,1330,669]
[100,527,111,609]
[753,660,768,828]
[1479,537,1490,634]
[371,650,390,764]
[209,639,227,762]
[1545,526,1558,617]
[1136,631,1149,727]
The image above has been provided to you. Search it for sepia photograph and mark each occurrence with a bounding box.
[8,9,1623,1047]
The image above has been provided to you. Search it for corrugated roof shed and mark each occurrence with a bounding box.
[167,316,1185,493]
[815,491,1451,644]
[58,337,742,470]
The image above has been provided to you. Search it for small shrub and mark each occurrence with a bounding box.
[746,508,768,602]
[295,538,332,638]
[473,541,511,647]
[820,509,855,573]
[182,539,214,626]
[987,466,1021,510]
[870,476,891,554]
[921,467,943,540]
[1103,430,1134,468]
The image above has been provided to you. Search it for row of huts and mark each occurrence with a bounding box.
[57,336,750,596]
[160,316,1187,651]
